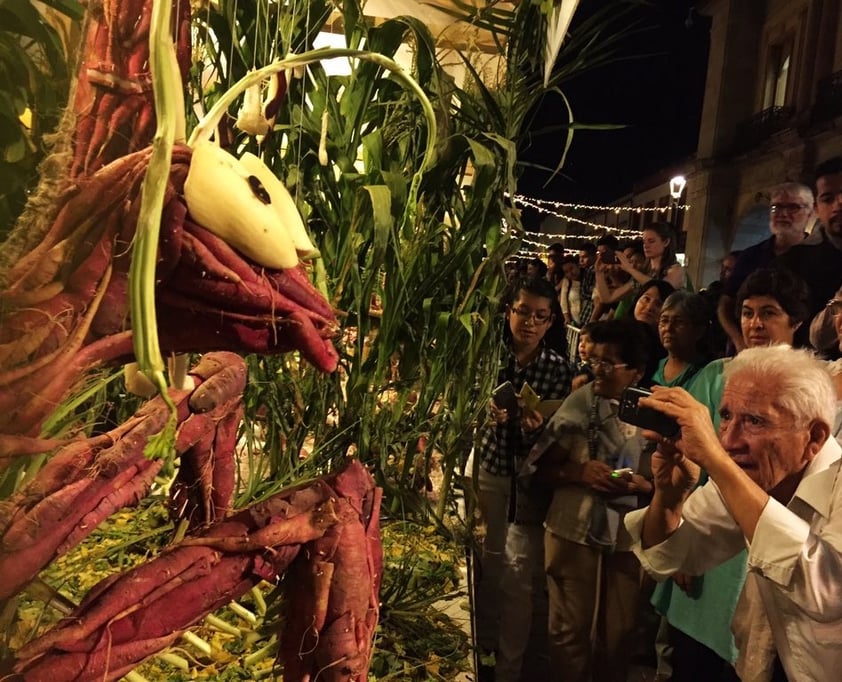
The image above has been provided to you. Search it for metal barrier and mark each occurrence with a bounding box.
[566,324,581,366]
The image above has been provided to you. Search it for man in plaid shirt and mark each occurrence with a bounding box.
[473,277,572,682]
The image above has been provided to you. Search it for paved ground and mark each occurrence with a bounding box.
[438,561,660,682]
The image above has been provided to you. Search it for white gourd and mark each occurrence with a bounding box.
[183,141,298,269]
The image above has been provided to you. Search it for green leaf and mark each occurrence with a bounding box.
[360,184,393,267]
[3,135,26,162]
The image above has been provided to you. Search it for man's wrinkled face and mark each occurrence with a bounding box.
[816,172,842,238]
[769,190,813,239]
[718,373,814,494]
[588,343,640,399]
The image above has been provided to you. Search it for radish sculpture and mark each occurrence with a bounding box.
[0,2,383,680]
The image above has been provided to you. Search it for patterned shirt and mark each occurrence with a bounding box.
[578,267,597,326]
[477,345,572,477]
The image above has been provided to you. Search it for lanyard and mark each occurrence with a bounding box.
[587,394,600,460]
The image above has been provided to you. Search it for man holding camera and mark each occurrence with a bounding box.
[625,345,842,681]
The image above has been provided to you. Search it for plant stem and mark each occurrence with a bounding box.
[128,0,180,464]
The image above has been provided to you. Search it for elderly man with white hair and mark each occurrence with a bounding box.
[625,345,842,682]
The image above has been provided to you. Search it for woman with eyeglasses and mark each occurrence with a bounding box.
[522,318,654,682]
[652,291,712,388]
[471,276,573,682]
[650,268,810,682]
[643,290,713,681]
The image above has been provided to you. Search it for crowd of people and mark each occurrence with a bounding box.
[471,156,842,682]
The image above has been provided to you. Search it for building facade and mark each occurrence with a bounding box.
[686,0,842,285]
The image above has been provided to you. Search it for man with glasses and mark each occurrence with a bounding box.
[523,318,653,682]
[717,182,814,353]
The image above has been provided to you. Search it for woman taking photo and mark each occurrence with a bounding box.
[596,223,688,310]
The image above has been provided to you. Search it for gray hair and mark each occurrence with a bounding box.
[724,346,836,428]
[661,290,711,329]
[770,182,814,205]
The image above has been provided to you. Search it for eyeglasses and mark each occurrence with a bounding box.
[585,358,628,375]
[510,306,552,324]
[826,299,842,317]
[770,203,809,213]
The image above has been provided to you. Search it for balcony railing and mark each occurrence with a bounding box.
[812,70,842,123]
[734,105,795,152]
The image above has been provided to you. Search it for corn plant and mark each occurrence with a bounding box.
[0,0,644,677]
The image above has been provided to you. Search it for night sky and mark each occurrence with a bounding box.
[517,0,710,219]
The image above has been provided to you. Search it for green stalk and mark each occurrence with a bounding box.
[157,652,189,671]
[180,630,212,655]
[123,672,149,682]
[244,637,277,667]
[128,0,180,465]
[228,600,257,624]
[205,613,242,636]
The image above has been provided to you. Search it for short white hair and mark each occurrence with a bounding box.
[724,346,836,428]
[770,182,814,205]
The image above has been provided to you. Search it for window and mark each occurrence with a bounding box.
[763,39,793,108]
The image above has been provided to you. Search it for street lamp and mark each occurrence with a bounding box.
[669,175,686,229]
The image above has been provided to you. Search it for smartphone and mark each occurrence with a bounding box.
[492,381,520,415]
[601,250,617,265]
[611,467,634,478]
[618,386,680,438]
[519,382,541,411]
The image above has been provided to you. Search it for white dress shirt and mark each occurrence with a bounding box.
[625,437,842,682]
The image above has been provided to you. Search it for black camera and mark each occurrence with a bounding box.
[618,386,680,438]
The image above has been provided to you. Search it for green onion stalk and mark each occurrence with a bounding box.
[128,0,182,467]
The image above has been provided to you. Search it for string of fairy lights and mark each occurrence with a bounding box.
[509,194,692,258]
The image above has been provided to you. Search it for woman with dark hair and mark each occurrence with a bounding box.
[632,279,676,328]
[629,279,674,382]
[596,223,689,311]
[524,318,654,682]
[526,257,548,280]
[650,267,810,682]
[472,276,573,682]
[558,255,590,327]
[689,267,809,409]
